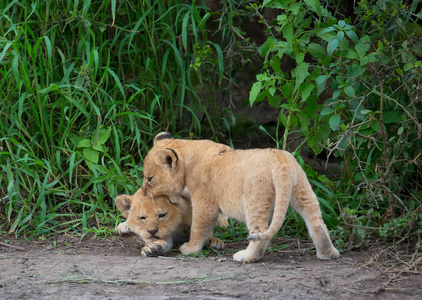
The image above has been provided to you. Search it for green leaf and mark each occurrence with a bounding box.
[43,36,52,68]
[97,127,111,145]
[111,0,116,24]
[270,56,281,74]
[208,42,224,85]
[293,61,310,92]
[69,134,80,147]
[359,53,379,66]
[346,30,359,43]
[383,111,402,124]
[296,52,305,64]
[344,86,356,97]
[182,12,190,51]
[281,82,294,99]
[263,0,290,9]
[0,41,13,63]
[304,0,322,16]
[78,139,91,148]
[338,20,346,28]
[404,63,414,71]
[107,68,126,100]
[300,83,314,102]
[316,75,328,96]
[92,144,105,152]
[332,89,341,99]
[268,95,281,108]
[343,49,358,59]
[349,100,366,121]
[318,26,336,36]
[329,114,341,131]
[355,43,370,55]
[75,77,84,88]
[39,83,60,94]
[64,95,89,117]
[308,43,325,59]
[327,38,339,56]
[321,106,334,116]
[337,31,345,42]
[249,81,263,106]
[282,23,294,43]
[259,37,275,57]
[371,122,381,132]
[82,0,91,17]
[83,148,99,164]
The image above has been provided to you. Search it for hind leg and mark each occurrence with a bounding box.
[233,239,270,263]
[291,182,340,260]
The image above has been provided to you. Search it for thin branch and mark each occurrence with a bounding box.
[0,241,25,251]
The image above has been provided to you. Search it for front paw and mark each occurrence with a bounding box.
[217,214,229,228]
[180,242,203,255]
[116,221,130,235]
[208,237,225,250]
[141,240,168,257]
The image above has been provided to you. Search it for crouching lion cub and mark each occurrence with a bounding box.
[116,188,224,257]
[141,132,340,263]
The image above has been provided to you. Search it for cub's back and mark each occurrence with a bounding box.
[213,148,297,177]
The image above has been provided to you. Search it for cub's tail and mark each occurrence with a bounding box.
[248,168,293,242]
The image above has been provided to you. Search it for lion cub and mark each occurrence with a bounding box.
[115,188,224,257]
[141,132,340,263]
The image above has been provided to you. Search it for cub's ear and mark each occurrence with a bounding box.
[166,196,179,204]
[167,195,184,204]
[158,148,178,171]
[115,195,133,219]
[154,132,172,145]
[180,186,191,200]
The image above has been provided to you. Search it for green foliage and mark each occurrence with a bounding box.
[250,0,422,246]
[1,0,420,251]
[0,0,249,237]
[214,218,249,242]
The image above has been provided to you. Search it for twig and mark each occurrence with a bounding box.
[0,241,25,251]
[336,200,394,231]
[370,89,422,134]
[380,256,422,288]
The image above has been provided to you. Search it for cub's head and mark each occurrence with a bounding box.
[115,189,184,244]
[142,132,185,198]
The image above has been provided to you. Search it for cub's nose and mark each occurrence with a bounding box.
[147,228,158,236]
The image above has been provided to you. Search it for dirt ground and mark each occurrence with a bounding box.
[0,234,421,300]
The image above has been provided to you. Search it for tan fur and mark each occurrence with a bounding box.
[142,132,340,262]
[115,188,224,257]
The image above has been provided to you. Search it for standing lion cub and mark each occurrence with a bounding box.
[141,132,340,263]
[115,188,224,257]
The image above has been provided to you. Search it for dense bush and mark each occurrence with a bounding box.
[0,0,247,237]
[249,0,422,248]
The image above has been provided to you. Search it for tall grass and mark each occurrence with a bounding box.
[0,0,248,237]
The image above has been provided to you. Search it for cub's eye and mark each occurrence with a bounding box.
[158,213,167,219]
[147,177,153,183]
[138,216,146,221]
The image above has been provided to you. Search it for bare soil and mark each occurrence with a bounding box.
[1,234,421,300]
